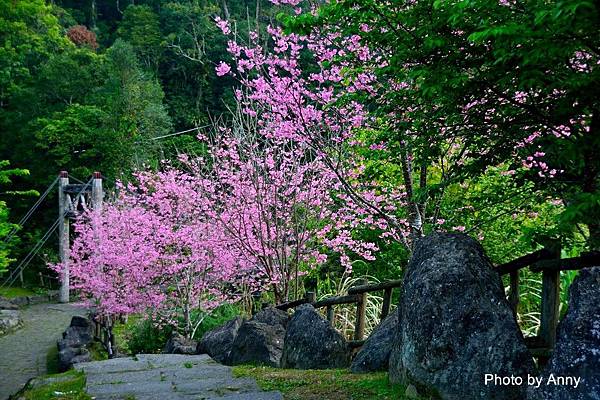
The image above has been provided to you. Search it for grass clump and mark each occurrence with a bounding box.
[14,370,90,400]
[87,341,109,361]
[232,365,410,400]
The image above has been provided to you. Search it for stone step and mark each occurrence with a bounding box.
[86,376,259,396]
[85,365,232,386]
[75,354,282,400]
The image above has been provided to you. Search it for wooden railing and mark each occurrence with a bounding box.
[495,243,599,362]
[276,278,403,345]
[90,313,117,358]
[272,246,598,356]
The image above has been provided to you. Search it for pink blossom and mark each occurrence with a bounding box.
[215,62,231,76]
[214,16,231,35]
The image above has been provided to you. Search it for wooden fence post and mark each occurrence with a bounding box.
[354,279,368,341]
[306,291,316,304]
[326,305,334,323]
[539,242,561,349]
[509,271,520,315]
[381,287,393,319]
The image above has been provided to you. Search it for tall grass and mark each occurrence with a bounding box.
[505,269,579,337]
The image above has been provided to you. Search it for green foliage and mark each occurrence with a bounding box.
[46,345,60,374]
[0,0,71,105]
[158,0,223,127]
[0,286,37,298]
[88,341,110,362]
[114,304,242,355]
[35,105,112,178]
[0,161,36,274]
[101,39,172,147]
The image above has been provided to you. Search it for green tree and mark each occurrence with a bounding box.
[158,0,221,128]
[0,0,70,109]
[99,39,172,169]
[0,161,36,275]
[117,5,162,72]
[34,104,119,179]
[289,0,599,251]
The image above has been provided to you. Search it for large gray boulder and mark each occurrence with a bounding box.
[58,346,91,372]
[163,332,198,355]
[528,267,600,400]
[351,309,399,373]
[252,307,289,329]
[228,320,285,367]
[198,316,244,364]
[281,304,351,369]
[389,233,534,399]
[57,315,93,372]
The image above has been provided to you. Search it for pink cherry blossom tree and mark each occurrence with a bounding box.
[212,18,418,248]
[187,102,399,303]
[54,169,252,338]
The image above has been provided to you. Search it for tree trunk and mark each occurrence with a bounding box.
[221,0,230,19]
[398,146,423,246]
[90,0,97,29]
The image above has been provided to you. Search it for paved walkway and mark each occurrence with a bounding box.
[0,302,87,399]
[75,354,282,400]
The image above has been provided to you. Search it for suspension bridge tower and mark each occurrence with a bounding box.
[58,171,103,303]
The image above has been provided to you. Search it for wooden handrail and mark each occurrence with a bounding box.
[495,248,555,275]
[530,252,600,272]
[347,279,403,294]
[272,278,402,343]
[314,294,360,308]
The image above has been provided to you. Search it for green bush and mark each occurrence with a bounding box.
[126,318,173,355]
[115,304,242,355]
[192,303,242,341]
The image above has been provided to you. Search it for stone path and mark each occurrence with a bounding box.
[75,354,283,400]
[0,302,87,399]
